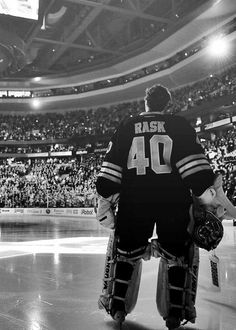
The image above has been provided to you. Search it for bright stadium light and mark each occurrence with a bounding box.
[33,77,41,82]
[32,99,40,108]
[207,36,230,57]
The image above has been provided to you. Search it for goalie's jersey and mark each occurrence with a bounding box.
[96,112,214,204]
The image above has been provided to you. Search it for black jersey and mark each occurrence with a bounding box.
[96,112,214,204]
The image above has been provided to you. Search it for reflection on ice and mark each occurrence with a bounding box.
[0,219,235,329]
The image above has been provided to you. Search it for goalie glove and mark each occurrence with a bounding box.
[96,193,120,229]
[188,173,235,251]
[189,202,224,251]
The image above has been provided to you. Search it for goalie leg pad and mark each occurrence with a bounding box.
[98,232,144,317]
[156,244,199,325]
[112,256,142,314]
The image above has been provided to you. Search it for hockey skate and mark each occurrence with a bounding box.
[165,316,181,329]
[111,308,126,324]
[98,296,126,325]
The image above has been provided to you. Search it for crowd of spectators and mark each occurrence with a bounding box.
[0,102,140,141]
[169,66,236,114]
[0,58,236,209]
[0,64,236,142]
[0,125,235,208]
[0,155,102,208]
[201,127,236,205]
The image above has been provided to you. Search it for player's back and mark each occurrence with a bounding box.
[116,112,195,205]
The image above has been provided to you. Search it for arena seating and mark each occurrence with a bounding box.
[0,155,102,208]
[0,126,235,208]
[0,64,235,208]
[0,64,236,142]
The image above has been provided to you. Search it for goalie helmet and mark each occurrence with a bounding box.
[189,204,224,251]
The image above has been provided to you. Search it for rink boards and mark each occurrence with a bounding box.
[0,207,98,229]
[0,207,96,218]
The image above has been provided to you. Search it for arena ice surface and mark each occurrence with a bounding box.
[0,218,235,330]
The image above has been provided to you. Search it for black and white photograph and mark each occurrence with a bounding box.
[0,0,235,329]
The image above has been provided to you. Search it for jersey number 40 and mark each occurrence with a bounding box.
[127,135,173,175]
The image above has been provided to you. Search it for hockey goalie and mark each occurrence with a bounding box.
[95,84,236,329]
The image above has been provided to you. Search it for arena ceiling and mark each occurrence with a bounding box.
[0,0,218,80]
[0,0,236,112]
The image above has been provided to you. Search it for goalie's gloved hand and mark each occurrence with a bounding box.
[189,202,224,251]
[96,193,120,229]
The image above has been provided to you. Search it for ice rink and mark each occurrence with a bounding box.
[0,217,235,330]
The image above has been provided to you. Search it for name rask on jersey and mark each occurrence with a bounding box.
[134,121,166,134]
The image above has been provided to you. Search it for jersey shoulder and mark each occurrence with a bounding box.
[164,114,195,135]
[164,113,190,126]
